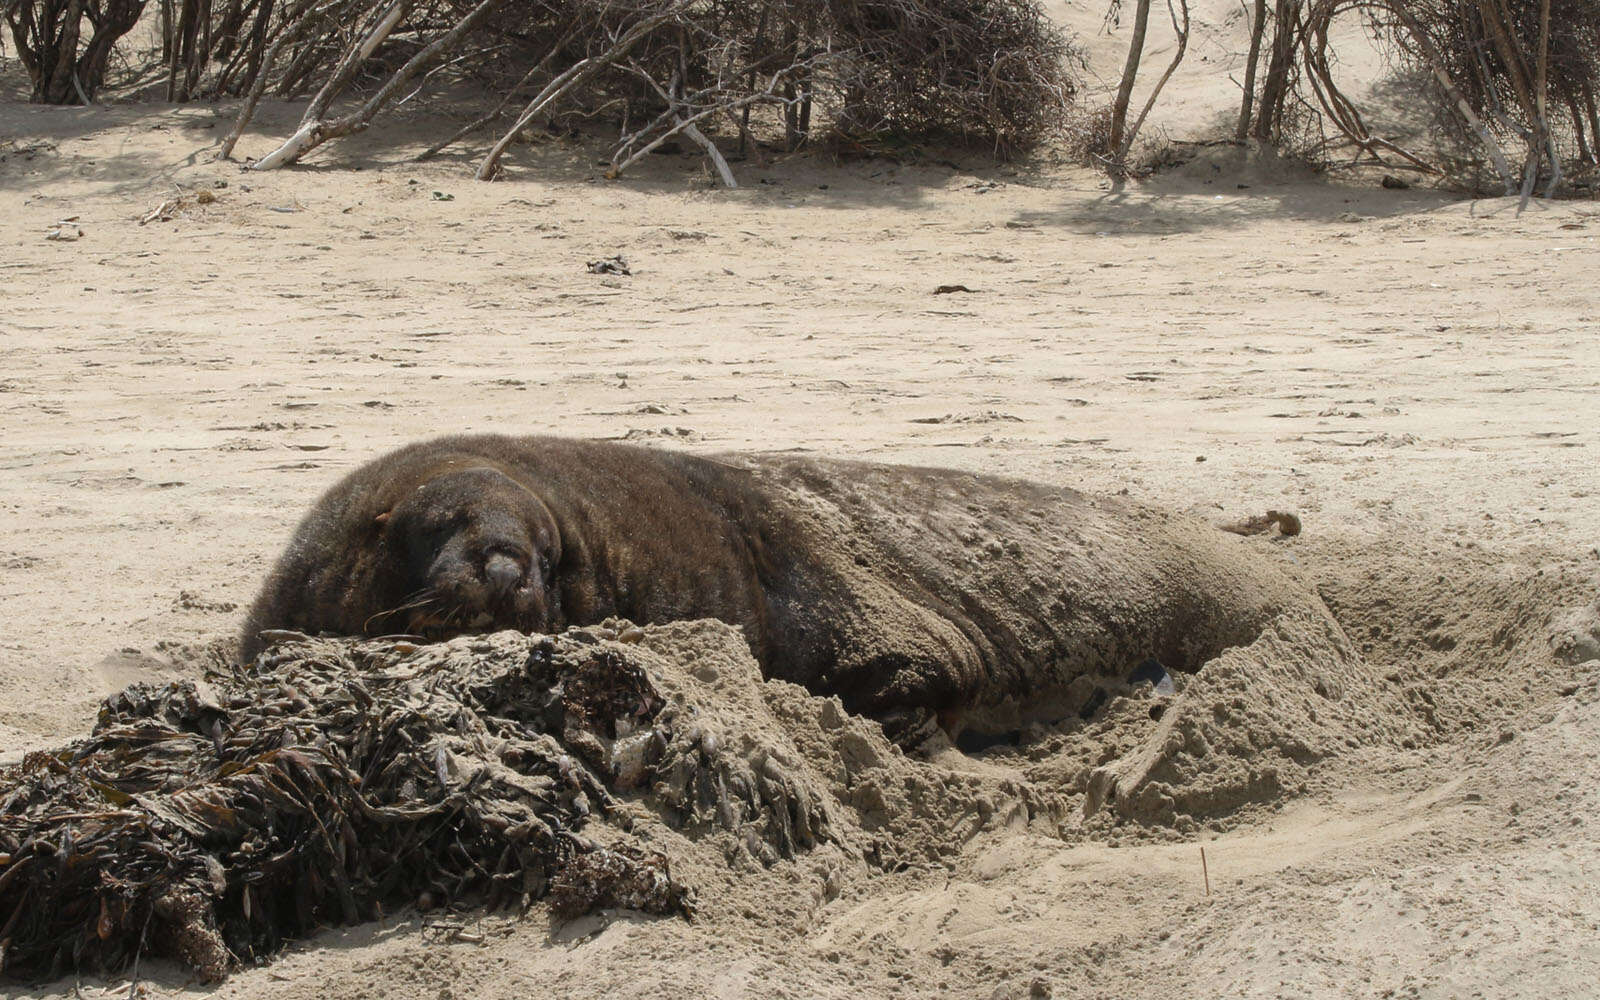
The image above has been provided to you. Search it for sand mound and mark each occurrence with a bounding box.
[6,534,1595,988]
[633,534,1597,847]
[631,620,1065,869]
[0,599,1412,981]
[616,604,1430,855]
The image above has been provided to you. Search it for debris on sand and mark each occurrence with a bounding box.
[44,218,82,241]
[0,628,696,981]
[0,618,1075,982]
[1218,509,1303,537]
[139,199,183,225]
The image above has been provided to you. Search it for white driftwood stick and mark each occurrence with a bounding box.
[220,21,302,160]
[357,0,407,62]
[251,122,321,170]
[681,121,736,188]
[252,0,405,169]
[609,100,748,178]
[251,0,501,171]
[609,63,795,185]
[301,0,408,124]
[1387,5,1515,193]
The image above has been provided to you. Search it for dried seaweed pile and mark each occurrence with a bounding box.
[0,629,694,982]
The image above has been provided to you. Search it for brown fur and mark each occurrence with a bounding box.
[241,435,1318,734]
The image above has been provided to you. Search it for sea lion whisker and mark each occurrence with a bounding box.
[364,592,441,632]
[366,595,435,627]
[396,585,438,606]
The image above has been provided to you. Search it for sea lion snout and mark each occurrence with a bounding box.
[411,540,548,636]
[482,550,524,596]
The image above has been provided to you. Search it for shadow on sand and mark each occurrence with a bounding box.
[2,78,1480,228]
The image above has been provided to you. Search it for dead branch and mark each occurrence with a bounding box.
[1119,0,1190,162]
[476,8,678,180]
[251,0,504,169]
[1106,0,1155,159]
[219,0,337,158]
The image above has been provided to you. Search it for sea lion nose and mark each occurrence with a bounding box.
[483,552,523,595]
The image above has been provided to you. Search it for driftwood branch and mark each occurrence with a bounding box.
[603,60,804,186]
[1379,0,1515,192]
[414,21,585,161]
[682,121,735,186]
[299,0,408,125]
[251,0,503,169]
[219,0,333,158]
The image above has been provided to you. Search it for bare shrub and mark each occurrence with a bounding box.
[2,0,146,102]
[1061,102,1115,164]
[828,0,1080,154]
[1236,0,1600,199]
[1370,0,1600,191]
[174,0,1080,179]
[1126,124,1189,174]
[1061,102,1187,177]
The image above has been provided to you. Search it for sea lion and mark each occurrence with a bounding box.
[240,434,1314,737]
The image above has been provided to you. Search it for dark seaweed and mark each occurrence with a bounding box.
[0,631,689,982]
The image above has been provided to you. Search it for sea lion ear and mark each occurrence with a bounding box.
[374,510,391,527]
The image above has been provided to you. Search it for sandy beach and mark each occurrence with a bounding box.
[3,1,1599,995]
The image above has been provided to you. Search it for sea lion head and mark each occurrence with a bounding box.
[374,466,562,639]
